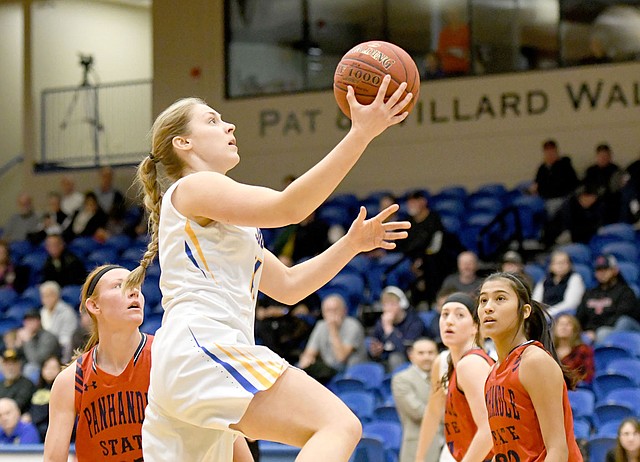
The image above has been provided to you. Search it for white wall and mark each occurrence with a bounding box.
[0,0,151,223]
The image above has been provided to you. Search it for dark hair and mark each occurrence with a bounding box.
[481,271,578,389]
[613,418,640,462]
[596,143,611,153]
[542,139,557,149]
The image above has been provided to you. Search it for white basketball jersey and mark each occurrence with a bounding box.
[157,178,265,345]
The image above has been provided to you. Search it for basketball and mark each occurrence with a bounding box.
[333,41,420,119]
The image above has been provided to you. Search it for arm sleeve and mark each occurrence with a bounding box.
[391,373,427,423]
[531,280,544,303]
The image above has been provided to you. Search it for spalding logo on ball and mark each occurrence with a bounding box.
[334,41,420,119]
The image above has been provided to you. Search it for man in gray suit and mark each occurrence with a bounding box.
[391,338,442,462]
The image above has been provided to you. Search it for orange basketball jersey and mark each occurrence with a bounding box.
[484,341,583,462]
[445,347,495,461]
[74,333,153,461]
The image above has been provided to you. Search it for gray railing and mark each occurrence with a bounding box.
[40,79,152,170]
[0,154,24,179]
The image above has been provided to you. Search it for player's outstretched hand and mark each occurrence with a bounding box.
[345,204,410,254]
[346,75,413,139]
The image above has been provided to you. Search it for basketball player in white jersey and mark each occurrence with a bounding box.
[123,76,413,461]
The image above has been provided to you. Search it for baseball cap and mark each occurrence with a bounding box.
[594,254,617,270]
[381,286,410,309]
[502,250,523,265]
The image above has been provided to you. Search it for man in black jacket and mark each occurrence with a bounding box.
[576,254,640,343]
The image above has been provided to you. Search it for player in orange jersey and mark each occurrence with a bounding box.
[415,292,494,462]
[478,272,583,462]
[44,265,154,462]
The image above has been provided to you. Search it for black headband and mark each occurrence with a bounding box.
[86,265,125,298]
[443,292,476,315]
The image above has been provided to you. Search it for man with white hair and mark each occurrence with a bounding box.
[298,293,367,384]
[0,397,40,444]
[39,281,78,362]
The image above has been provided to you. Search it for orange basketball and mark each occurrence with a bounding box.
[333,41,420,119]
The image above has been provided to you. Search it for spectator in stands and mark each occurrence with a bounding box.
[0,397,40,444]
[368,286,426,371]
[2,193,40,243]
[423,51,444,80]
[580,35,612,66]
[499,250,533,289]
[272,210,330,266]
[391,338,442,462]
[59,175,84,217]
[529,139,579,217]
[543,184,605,247]
[583,143,623,223]
[436,7,470,76]
[28,192,70,245]
[576,254,640,343]
[532,250,586,317]
[426,287,458,346]
[41,234,86,287]
[0,349,36,413]
[552,314,595,384]
[298,294,367,384]
[439,251,481,296]
[93,166,126,222]
[0,240,16,290]
[39,281,78,362]
[63,191,109,242]
[24,355,61,442]
[396,190,446,306]
[620,156,640,224]
[254,293,318,364]
[606,418,640,462]
[70,309,92,353]
[15,310,61,381]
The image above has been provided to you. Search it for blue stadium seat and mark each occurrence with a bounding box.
[362,421,402,454]
[0,318,22,336]
[465,212,495,227]
[141,278,162,309]
[86,247,120,268]
[598,331,640,358]
[316,204,352,229]
[617,261,640,285]
[333,378,368,394]
[60,284,82,308]
[557,243,592,266]
[588,436,616,462]
[466,196,503,215]
[8,240,33,262]
[605,388,640,414]
[572,263,596,289]
[568,389,595,419]
[437,186,467,201]
[592,373,638,399]
[20,286,41,306]
[593,402,635,427]
[595,420,622,438]
[344,362,386,391]
[373,405,400,424]
[523,264,546,285]
[573,417,591,440]
[431,199,466,218]
[140,314,162,335]
[67,236,101,258]
[338,390,376,422]
[594,346,633,372]
[440,215,462,235]
[349,437,387,462]
[601,241,639,265]
[473,183,508,198]
[0,288,18,313]
[605,358,640,385]
[510,195,546,239]
[104,234,133,253]
[317,273,365,316]
[597,223,636,242]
